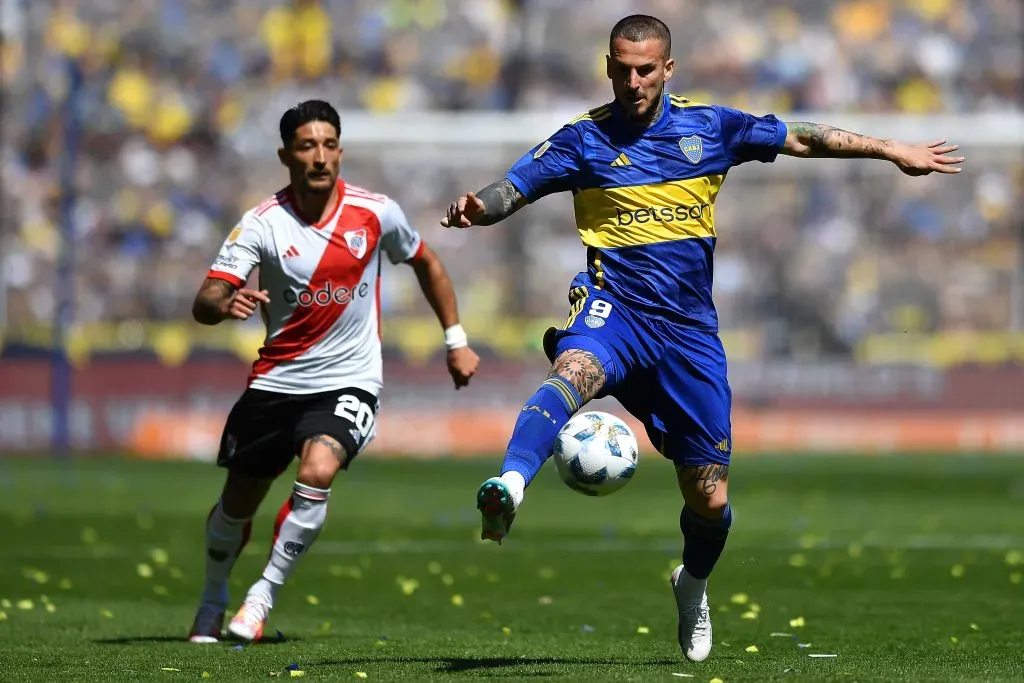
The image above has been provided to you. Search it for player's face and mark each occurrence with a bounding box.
[282,121,342,195]
[607,38,674,121]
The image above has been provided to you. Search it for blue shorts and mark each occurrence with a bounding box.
[545,278,732,467]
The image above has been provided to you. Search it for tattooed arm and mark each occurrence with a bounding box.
[781,122,964,176]
[192,277,269,325]
[441,178,528,228]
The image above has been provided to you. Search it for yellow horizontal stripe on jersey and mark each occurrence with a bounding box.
[572,175,725,248]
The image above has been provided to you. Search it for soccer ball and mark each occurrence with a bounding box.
[552,411,639,496]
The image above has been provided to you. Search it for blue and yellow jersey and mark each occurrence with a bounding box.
[506,93,788,330]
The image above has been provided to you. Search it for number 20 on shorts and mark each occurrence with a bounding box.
[334,395,374,438]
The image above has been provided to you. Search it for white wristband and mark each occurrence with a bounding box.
[444,324,468,351]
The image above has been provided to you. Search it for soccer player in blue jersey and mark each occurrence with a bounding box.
[441,14,964,662]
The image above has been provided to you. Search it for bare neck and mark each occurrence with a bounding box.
[292,181,340,225]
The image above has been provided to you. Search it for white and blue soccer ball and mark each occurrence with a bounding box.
[552,411,639,496]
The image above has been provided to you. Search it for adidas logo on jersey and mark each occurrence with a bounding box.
[610,152,632,167]
[283,245,300,259]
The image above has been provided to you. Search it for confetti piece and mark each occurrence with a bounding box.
[799,534,820,549]
[101,608,114,618]
[427,561,442,574]
[320,621,332,632]
[202,673,211,679]
[537,595,553,605]
[28,570,49,584]
[0,612,7,621]
[970,623,979,630]
[289,672,305,678]
[501,626,512,636]
[45,603,56,613]
[636,626,650,635]
[150,548,170,566]
[789,554,807,568]
[847,542,863,558]
[1006,550,1023,566]
[81,527,98,545]
[770,632,792,637]
[749,603,761,614]
[450,594,464,607]
[306,595,319,605]
[745,645,759,653]
[740,610,757,620]
[730,593,749,605]
[951,564,965,578]
[441,574,455,587]
[671,674,694,678]
[950,636,958,644]
[808,654,837,658]
[1010,572,1021,585]
[161,668,181,672]
[0,599,10,608]
[17,599,33,611]
[582,624,595,633]
[797,643,812,648]
[711,678,725,683]
[789,617,806,628]
[137,563,154,579]
[354,673,367,680]
[396,577,419,596]
[59,578,72,590]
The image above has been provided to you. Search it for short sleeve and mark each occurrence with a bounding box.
[379,198,423,265]
[715,106,788,165]
[207,213,263,287]
[506,124,584,202]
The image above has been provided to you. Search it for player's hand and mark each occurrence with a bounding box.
[447,346,479,389]
[441,192,487,228]
[226,288,270,321]
[892,139,964,176]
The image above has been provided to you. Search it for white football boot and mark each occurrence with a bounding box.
[671,564,712,662]
[476,477,518,544]
[187,602,225,643]
[227,595,271,642]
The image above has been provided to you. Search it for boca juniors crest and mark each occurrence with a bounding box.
[343,228,368,259]
[679,135,703,164]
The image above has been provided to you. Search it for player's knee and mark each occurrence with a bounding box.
[550,348,609,402]
[220,470,274,518]
[297,434,348,488]
[676,462,729,517]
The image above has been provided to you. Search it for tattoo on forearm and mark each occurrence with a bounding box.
[550,350,606,402]
[683,464,728,496]
[193,279,235,323]
[787,122,894,159]
[312,434,346,463]
[475,179,526,225]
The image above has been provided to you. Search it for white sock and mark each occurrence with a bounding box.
[248,482,330,607]
[675,566,709,603]
[201,501,251,607]
[500,471,526,507]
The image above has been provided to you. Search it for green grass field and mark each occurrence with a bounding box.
[0,454,1022,682]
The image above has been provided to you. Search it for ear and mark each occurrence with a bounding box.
[664,57,675,82]
[605,54,612,80]
[277,147,288,167]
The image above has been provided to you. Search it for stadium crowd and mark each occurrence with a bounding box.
[1,0,1021,358]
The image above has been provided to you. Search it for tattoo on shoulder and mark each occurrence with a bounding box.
[683,464,728,496]
[550,349,606,401]
[476,179,526,225]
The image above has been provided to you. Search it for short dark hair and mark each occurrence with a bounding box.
[609,14,671,57]
[279,100,341,146]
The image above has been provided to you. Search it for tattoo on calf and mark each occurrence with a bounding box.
[684,463,728,496]
[550,350,606,402]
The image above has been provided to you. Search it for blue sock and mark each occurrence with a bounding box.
[680,503,733,580]
[500,377,583,486]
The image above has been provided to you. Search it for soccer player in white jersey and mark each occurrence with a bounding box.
[186,100,480,643]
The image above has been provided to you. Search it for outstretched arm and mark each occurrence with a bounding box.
[407,244,479,388]
[441,178,528,228]
[781,122,964,176]
[192,277,269,325]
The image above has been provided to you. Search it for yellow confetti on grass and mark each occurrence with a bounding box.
[24,569,49,584]
[1010,572,1022,585]
[749,603,761,614]
[441,574,455,586]
[0,612,7,621]
[970,623,979,631]
[799,534,820,549]
[951,565,965,578]
[730,593,749,605]
[1,599,10,609]
[427,561,442,574]
[137,563,154,579]
[789,616,806,628]
[450,594,464,607]
[636,626,650,634]
[397,578,419,596]
[161,668,181,672]
[789,554,808,568]
[59,578,72,590]
[950,636,958,644]
[149,548,170,566]
[202,673,211,679]
[745,645,759,653]
[306,595,319,605]
[1005,551,1023,566]
[45,603,57,613]
[501,626,512,636]
[740,610,757,620]
[537,567,556,580]
[537,596,553,605]
[101,608,114,618]
[711,678,725,683]
[17,600,33,611]
[289,671,305,678]
[354,673,368,679]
